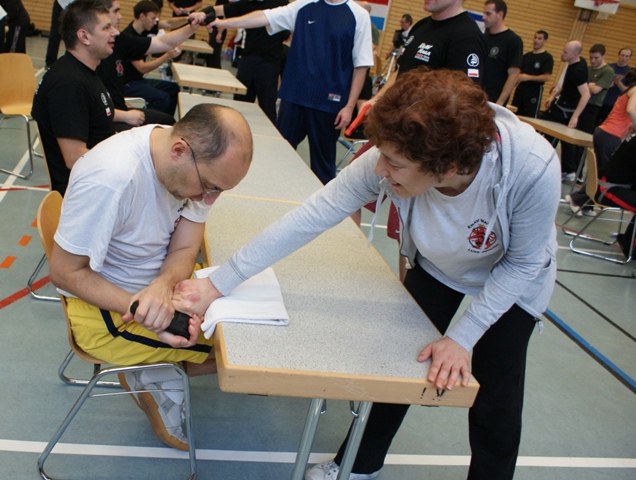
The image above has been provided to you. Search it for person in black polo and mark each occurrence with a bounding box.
[32,0,117,195]
[96,0,205,131]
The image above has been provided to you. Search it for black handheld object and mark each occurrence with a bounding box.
[189,7,216,25]
[130,300,191,340]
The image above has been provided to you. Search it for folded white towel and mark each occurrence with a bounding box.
[194,266,290,338]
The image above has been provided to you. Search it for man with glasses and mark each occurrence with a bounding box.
[49,104,253,451]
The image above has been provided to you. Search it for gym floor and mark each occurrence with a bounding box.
[0,36,634,479]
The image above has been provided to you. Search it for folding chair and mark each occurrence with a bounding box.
[0,53,40,179]
[26,128,59,302]
[337,135,368,172]
[35,191,197,480]
[563,148,635,264]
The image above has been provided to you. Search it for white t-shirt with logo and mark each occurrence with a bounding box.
[414,148,504,295]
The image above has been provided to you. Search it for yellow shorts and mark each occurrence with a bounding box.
[66,297,213,366]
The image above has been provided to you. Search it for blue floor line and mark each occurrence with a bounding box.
[544,309,636,392]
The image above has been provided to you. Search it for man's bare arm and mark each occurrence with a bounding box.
[496,67,520,105]
[517,72,551,84]
[131,49,179,75]
[568,83,591,128]
[57,138,89,170]
[335,66,368,130]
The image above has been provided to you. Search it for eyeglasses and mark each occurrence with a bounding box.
[181,137,221,197]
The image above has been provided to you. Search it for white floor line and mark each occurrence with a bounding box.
[0,138,40,205]
[2,440,634,468]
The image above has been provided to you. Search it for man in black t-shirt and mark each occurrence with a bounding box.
[208,0,288,124]
[121,1,181,116]
[387,4,485,86]
[31,0,117,195]
[511,30,554,118]
[97,0,205,131]
[482,0,523,105]
[541,40,591,177]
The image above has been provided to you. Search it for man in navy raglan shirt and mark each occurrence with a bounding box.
[201,0,374,185]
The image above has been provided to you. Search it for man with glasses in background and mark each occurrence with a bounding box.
[49,104,253,451]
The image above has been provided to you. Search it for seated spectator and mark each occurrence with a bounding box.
[96,0,205,131]
[121,1,181,116]
[592,67,636,166]
[31,0,118,195]
[566,136,636,256]
[50,104,253,450]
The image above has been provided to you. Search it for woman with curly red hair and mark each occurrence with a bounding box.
[174,68,562,480]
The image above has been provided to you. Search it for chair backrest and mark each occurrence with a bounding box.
[36,191,105,365]
[37,191,63,261]
[0,53,38,114]
[585,148,600,202]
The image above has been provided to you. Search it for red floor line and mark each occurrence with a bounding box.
[0,185,49,192]
[0,276,51,309]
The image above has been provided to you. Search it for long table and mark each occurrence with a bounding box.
[179,92,280,138]
[172,63,247,94]
[518,115,594,196]
[180,38,214,55]
[517,116,593,147]
[180,93,479,480]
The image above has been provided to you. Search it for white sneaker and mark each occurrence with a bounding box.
[305,460,380,480]
[562,172,576,184]
[119,369,188,451]
[582,206,597,217]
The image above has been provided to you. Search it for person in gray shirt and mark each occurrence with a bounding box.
[174,68,561,480]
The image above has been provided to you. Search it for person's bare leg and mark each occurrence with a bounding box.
[186,353,217,376]
[398,254,407,282]
[351,209,362,227]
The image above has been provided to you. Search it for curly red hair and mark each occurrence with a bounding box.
[365,68,497,176]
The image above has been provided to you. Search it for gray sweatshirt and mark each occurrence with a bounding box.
[209,104,561,351]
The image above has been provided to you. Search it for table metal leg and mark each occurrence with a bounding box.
[569,148,588,196]
[290,398,325,480]
[336,401,373,480]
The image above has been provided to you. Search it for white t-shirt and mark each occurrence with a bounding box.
[55,125,211,294]
[414,147,505,295]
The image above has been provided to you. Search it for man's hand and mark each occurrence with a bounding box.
[188,11,206,27]
[121,282,175,332]
[544,97,554,109]
[123,109,145,126]
[568,114,579,129]
[334,104,355,130]
[165,47,181,60]
[172,277,223,316]
[417,337,470,390]
[207,18,226,34]
[157,313,203,347]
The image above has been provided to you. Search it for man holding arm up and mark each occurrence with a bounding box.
[202,0,373,185]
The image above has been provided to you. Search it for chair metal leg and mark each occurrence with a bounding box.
[28,254,61,302]
[39,362,197,480]
[336,138,367,171]
[58,350,120,388]
[569,209,634,264]
[0,114,35,179]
